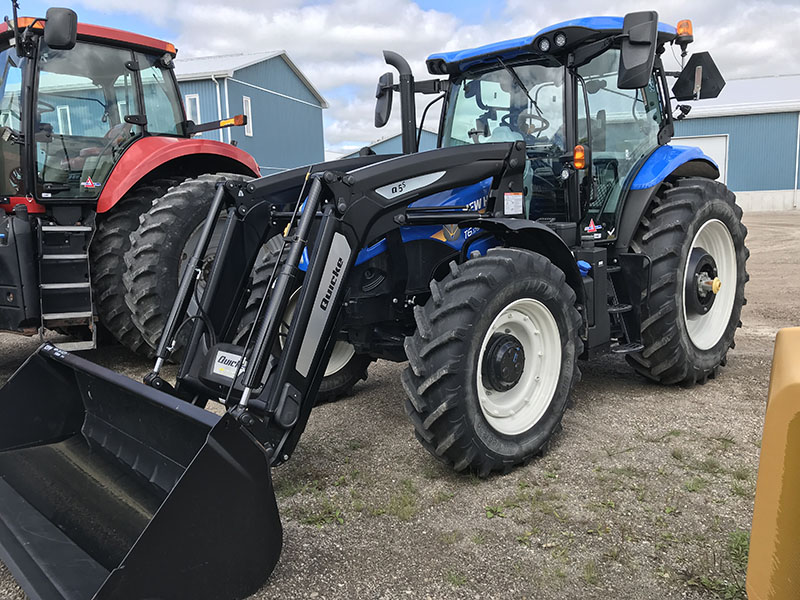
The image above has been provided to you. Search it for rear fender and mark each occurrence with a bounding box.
[616,145,720,250]
[96,137,260,213]
[461,218,585,307]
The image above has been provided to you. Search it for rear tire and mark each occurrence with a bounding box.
[238,242,372,403]
[91,177,184,355]
[123,173,252,351]
[626,177,749,385]
[402,248,582,477]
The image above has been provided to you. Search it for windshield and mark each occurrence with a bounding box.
[34,42,185,199]
[442,63,566,218]
[36,41,141,198]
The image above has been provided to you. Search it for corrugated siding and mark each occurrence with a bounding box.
[178,79,222,140]
[234,57,321,107]
[226,77,324,171]
[674,112,800,192]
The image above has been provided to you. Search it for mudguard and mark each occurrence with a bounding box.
[616,144,720,249]
[96,137,261,213]
[460,217,585,305]
[630,144,718,190]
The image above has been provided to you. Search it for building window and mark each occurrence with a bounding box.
[243,95,253,137]
[184,94,201,124]
[56,105,72,135]
[117,99,128,118]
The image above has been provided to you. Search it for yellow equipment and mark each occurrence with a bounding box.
[747,327,800,599]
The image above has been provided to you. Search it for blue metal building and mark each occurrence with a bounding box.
[174,52,327,175]
[341,129,438,159]
[674,74,800,212]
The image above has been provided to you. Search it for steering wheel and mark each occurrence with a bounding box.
[37,100,56,114]
[517,111,549,137]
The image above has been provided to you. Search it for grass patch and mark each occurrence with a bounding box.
[386,479,418,521]
[603,545,624,563]
[581,560,599,585]
[647,429,683,443]
[298,497,345,527]
[445,571,467,587]
[610,465,646,478]
[696,457,723,475]
[732,465,750,481]
[731,482,750,498]
[471,531,487,545]
[485,505,506,519]
[685,477,707,492]
[727,530,750,568]
[439,530,463,545]
[434,490,455,504]
[711,432,736,451]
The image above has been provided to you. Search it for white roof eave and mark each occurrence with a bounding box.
[686,100,800,119]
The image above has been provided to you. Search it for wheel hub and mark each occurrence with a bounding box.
[685,247,719,316]
[482,333,526,392]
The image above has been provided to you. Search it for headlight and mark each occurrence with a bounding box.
[538,37,551,52]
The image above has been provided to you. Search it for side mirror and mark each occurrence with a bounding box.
[374,72,393,128]
[43,8,78,50]
[617,11,658,90]
[672,52,725,101]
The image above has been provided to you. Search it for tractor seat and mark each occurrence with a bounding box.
[59,147,103,170]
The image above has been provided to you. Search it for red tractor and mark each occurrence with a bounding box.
[0,6,259,352]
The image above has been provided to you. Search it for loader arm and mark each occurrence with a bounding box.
[164,141,526,465]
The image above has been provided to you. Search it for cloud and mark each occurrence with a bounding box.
[75,0,799,155]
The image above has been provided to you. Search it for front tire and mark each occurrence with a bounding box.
[402,248,583,477]
[626,177,749,385]
[123,173,252,351]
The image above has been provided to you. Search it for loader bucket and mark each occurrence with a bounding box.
[0,344,282,600]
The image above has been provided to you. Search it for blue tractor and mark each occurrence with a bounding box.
[0,11,747,600]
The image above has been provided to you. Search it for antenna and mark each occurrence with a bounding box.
[7,1,24,57]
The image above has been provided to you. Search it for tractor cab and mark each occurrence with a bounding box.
[0,10,185,202]
[428,15,707,240]
[378,13,724,244]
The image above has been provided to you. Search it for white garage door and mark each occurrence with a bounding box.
[673,134,729,185]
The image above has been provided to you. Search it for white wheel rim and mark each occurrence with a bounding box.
[283,289,355,377]
[477,298,562,436]
[682,218,737,350]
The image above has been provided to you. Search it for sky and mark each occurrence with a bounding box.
[16,0,800,157]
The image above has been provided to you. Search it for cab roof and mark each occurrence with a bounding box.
[0,17,176,56]
[427,16,677,75]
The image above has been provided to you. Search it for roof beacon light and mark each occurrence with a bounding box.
[554,32,567,47]
[537,37,550,52]
[573,145,586,170]
[677,20,693,39]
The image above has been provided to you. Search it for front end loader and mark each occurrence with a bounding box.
[0,11,750,599]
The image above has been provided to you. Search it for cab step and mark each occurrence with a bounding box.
[608,303,632,314]
[611,342,645,354]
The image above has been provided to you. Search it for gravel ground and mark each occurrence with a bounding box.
[1,210,797,600]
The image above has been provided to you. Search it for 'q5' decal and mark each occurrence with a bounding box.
[374,171,446,199]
